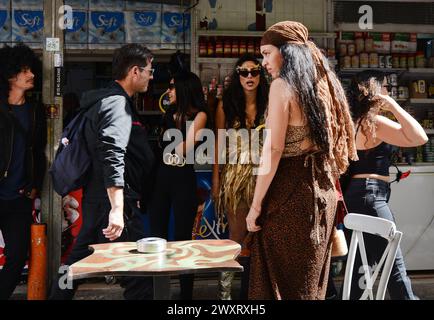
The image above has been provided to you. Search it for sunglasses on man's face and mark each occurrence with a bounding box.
[237,67,261,78]
[139,67,154,76]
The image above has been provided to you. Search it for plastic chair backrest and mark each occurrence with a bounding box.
[342,213,403,300]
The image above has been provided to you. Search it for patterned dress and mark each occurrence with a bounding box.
[248,125,337,300]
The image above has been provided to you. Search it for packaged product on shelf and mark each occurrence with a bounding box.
[416,51,426,68]
[339,31,355,43]
[231,37,239,58]
[398,86,407,100]
[389,73,398,86]
[351,55,359,68]
[400,54,407,69]
[407,54,415,68]
[391,33,416,53]
[347,43,356,56]
[390,86,398,100]
[364,36,374,53]
[409,33,417,52]
[199,37,207,57]
[215,37,223,57]
[429,83,434,98]
[410,80,427,99]
[355,34,365,54]
[386,55,393,68]
[360,52,369,68]
[422,119,433,129]
[403,86,409,100]
[11,0,44,49]
[247,39,255,55]
[161,4,191,50]
[371,32,391,54]
[339,43,347,56]
[392,54,400,68]
[89,11,125,47]
[207,37,215,57]
[343,56,351,69]
[369,52,379,68]
[0,0,11,42]
[224,37,232,58]
[378,55,385,68]
[239,39,247,56]
[125,4,161,49]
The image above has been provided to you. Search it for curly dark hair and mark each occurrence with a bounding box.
[347,70,386,143]
[222,54,269,129]
[0,43,40,103]
[278,43,329,152]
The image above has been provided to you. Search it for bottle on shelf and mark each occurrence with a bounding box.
[199,37,207,57]
[247,39,255,55]
[215,37,223,58]
[239,39,247,56]
[231,37,239,58]
[224,37,232,58]
[207,37,215,57]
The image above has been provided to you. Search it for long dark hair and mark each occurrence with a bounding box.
[223,54,269,129]
[278,43,329,152]
[172,71,209,128]
[0,43,40,104]
[347,70,386,140]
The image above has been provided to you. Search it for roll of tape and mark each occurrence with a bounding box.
[137,237,167,253]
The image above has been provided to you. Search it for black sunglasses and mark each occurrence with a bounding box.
[237,68,261,78]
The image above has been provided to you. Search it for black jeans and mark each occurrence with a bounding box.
[343,178,416,300]
[0,197,33,300]
[49,198,153,300]
[148,163,198,299]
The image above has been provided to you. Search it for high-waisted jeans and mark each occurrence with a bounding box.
[343,178,416,300]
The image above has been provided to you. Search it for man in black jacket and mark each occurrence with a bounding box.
[0,43,47,300]
[49,44,155,300]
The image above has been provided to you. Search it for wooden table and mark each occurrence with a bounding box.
[67,239,243,299]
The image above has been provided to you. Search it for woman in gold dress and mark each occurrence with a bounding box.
[212,54,269,299]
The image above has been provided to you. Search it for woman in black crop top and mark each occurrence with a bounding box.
[344,70,428,300]
[148,72,208,299]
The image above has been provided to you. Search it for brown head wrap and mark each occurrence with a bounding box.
[260,21,309,47]
[261,21,357,175]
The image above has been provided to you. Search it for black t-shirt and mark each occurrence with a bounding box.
[0,103,31,200]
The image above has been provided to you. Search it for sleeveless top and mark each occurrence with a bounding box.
[349,123,397,176]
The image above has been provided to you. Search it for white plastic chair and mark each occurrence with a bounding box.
[342,213,403,300]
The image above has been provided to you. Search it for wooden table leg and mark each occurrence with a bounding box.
[153,276,171,300]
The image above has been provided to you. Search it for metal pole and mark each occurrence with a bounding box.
[41,0,64,289]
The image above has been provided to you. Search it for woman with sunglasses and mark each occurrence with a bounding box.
[212,54,269,299]
[245,21,357,300]
[343,70,427,300]
[148,71,208,300]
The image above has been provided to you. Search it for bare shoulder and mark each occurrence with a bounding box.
[195,111,208,121]
[270,78,293,99]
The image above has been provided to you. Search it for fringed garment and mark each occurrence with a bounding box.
[216,124,263,223]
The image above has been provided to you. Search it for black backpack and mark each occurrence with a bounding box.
[49,109,91,196]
